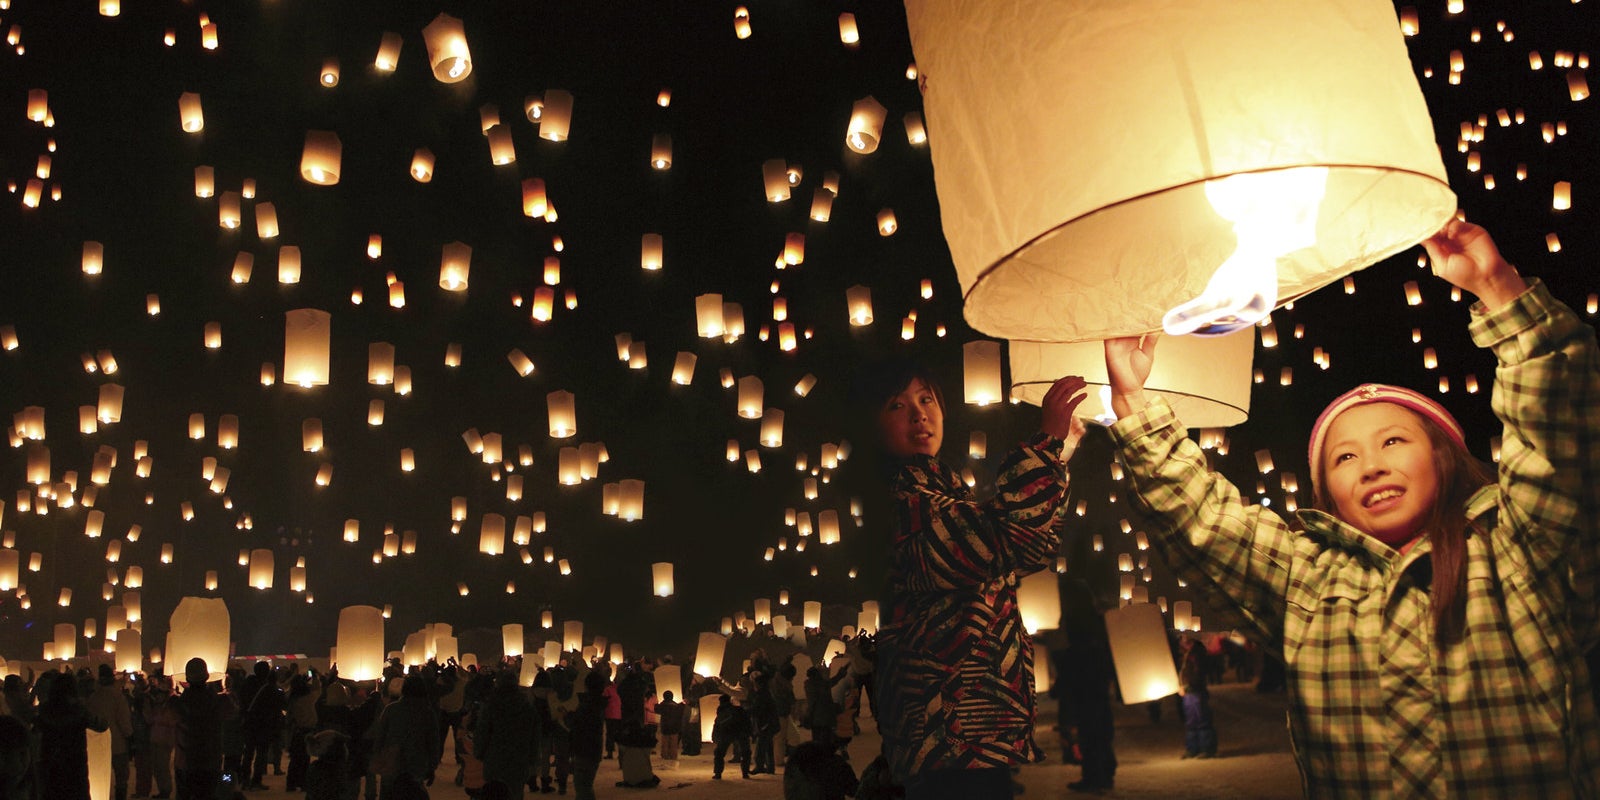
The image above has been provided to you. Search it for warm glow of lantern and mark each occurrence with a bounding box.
[178,92,203,132]
[422,14,472,82]
[299,131,342,185]
[846,95,887,153]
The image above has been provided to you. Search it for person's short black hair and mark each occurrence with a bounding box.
[849,356,946,418]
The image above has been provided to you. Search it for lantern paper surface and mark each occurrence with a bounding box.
[336,606,385,681]
[1104,602,1180,704]
[903,0,1455,341]
[165,597,229,680]
[693,632,726,678]
[1008,327,1254,427]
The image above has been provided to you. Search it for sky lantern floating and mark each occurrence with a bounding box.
[904,111,928,145]
[256,203,279,238]
[166,597,228,680]
[838,12,860,46]
[737,376,763,418]
[846,96,887,153]
[479,513,506,556]
[652,562,674,597]
[230,253,253,284]
[374,31,402,71]
[27,89,48,122]
[760,409,785,447]
[284,309,331,387]
[439,242,471,291]
[399,448,416,472]
[1554,181,1572,211]
[803,601,822,629]
[411,149,436,183]
[641,233,664,271]
[540,90,574,141]
[733,6,752,39]
[204,322,222,349]
[970,431,988,459]
[651,133,672,169]
[1008,328,1254,427]
[962,340,1003,406]
[671,352,697,385]
[845,285,874,326]
[486,124,515,164]
[422,13,472,82]
[810,187,835,222]
[53,623,76,659]
[178,92,203,132]
[300,131,341,185]
[1105,602,1181,703]
[876,208,898,236]
[302,419,324,452]
[248,549,274,589]
[97,384,125,424]
[794,373,818,397]
[904,0,1454,343]
[507,349,535,377]
[762,159,791,202]
[82,241,104,275]
[336,606,384,681]
[277,246,302,284]
[319,58,340,87]
[618,479,645,521]
[547,391,577,438]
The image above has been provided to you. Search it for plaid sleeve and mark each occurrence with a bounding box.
[1469,279,1600,647]
[1110,399,1295,654]
[894,437,1067,589]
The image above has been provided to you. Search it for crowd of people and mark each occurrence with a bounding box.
[0,630,882,800]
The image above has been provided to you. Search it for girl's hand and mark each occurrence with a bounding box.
[1421,218,1526,310]
[1104,335,1158,419]
[1040,375,1089,443]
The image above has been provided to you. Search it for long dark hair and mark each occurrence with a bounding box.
[1313,413,1494,647]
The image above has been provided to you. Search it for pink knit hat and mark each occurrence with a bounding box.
[1307,383,1465,499]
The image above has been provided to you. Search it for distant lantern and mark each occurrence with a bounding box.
[652,562,674,597]
[520,178,547,216]
[302,419,324,452]
[963,340,1003,406]
[641,233,664,271]
[204,571,218,590]
[97,384,125,424]
[82,241,104,275]
[479,513,506,556]
[810,187,835,222]
[876,208,898,236]
[818,510,841,544]
[737,376,764,418]
[846,96,887,153]
[1554,181,1572,211]
[904,111,928,144]
[204,321,222,349]
[733,6,752,39]
[300,131,342,185]
[762,159,791,202]
[368,400,385,426]
[53,623,76,659]
[508,349,535,377]
[165,597,229,681]
[558,448,581,486]
[838,12,860,45]
[248,550,274,589]
[439,241,471,291]
[486,124,516,164]
[256,202,279,238]
[783,232,805,266]
[218,191,242,228]
[795,374,818,397]
[618,479,645,521]
[696,294,725,337]
[27,89,49,122]
[319,57,340,87]
[671,351,697,385]
[651,133,672,169]
[846,285,874,325]
[284,309,331,387]
[970,431,988,459]
[904,0,1456,342]
[277,246,302,284]
[1008,329,1253,427]
[230,253,253,284]
[539,89,574,141]
[547,391,577,438]
[1568,70,1590,102]
[375,31,402,71]
[803,601,822,629]
[194,166,214,197]
[399,448,416,472]
[422,13,472,82]
[178,92,203,132]
[411,149,436,182]
[760,409,785,448]
[693,632,726,677]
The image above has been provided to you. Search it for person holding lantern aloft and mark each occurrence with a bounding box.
[859,358,1087,800]
[1101,218,1600,796]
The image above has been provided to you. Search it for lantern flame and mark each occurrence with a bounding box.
[1164,167,1329,337]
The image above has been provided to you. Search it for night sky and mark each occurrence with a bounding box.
[0,0,1594,666]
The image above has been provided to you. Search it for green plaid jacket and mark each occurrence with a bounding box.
[1111,281,1600,798]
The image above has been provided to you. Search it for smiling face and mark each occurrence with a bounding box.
[878,377,944,459]
[1320,403,1441,546]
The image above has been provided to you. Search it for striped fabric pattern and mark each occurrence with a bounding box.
[878,433,1069,783]
[1111,280,1600,798]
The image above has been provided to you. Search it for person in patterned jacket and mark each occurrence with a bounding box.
[867,360,1087,799]
[1103,218,1600,798]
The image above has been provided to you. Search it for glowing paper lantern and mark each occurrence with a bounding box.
[368,342,396,385]
[671,351,697,385]
[165,597,229,681]
[422,14,471,82]
[1017,570,1061,633]
[284,309,331,387]
[540,90,574,141]
[334,606,384,681]
[1104,602,1180,704]
[652,562,674,597]
[737,376,763,418]
[375,31,402,70]
[651,133,672,169]
[963,340,1003,405]
[411,149,436,182]
[248,549,274,589]
[641,234,664,271]
[846,96,887,153]
[502,624,523,658]
[439,242,471,291]
[82,241,104,275]
[97,384,125,424]
[693,632,726,678]
[178,92,203,132]
[762,159,791,202]
[298,131,342,185]
[804,601,822,629]
[618,479,645,521]
[904,0,1455,342]
[548,391,576,438]
[695,294,725,337]
[479,514,506,556]
[1008,328,1254,427]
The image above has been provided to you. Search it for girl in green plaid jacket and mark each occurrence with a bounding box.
[1104,219,1600,798]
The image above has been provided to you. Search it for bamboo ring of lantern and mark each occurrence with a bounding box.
[903,0,1456,342]
[422,14,472,82]
[1008,327,1254,428]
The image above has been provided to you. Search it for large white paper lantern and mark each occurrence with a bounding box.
[1008,327,1254,427]
[165,597,229,681]
[114,628,142,674]
[1104,602,1180,704]
[904,0,1455,341]
[333,606,384,681]
[502,624,523,658]
[284,310,331,387]
[693,632,726,678]
[422,14,471,82]
[1017,570,1061,634]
